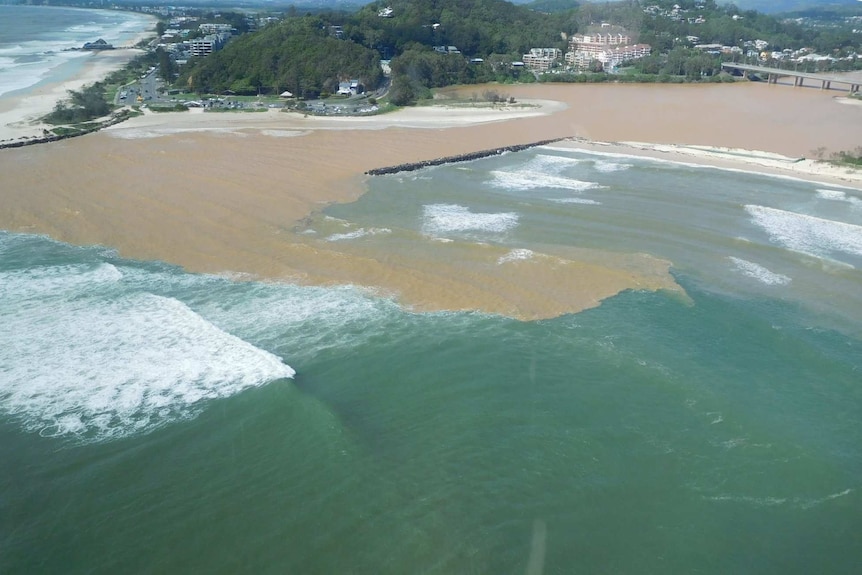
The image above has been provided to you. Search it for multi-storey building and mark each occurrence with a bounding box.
[566,30,651,71]
[565,43,652,70]
[522,48,563,71]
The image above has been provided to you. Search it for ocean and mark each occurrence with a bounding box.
[1,145,860,573]
[0,5,151,99]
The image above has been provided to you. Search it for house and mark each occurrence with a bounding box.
[337,80,364,96]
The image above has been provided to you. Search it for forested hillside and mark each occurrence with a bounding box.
[732,0,861,14]
[344,0,578,57]
[174,0,861,103]
[178,16,383,97]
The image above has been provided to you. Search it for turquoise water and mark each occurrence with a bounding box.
[1,148,861,573]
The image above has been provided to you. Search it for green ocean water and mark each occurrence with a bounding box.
[1,147,861,573]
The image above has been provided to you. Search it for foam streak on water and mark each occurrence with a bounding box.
[728,256,791,286]
[421,203,518,236]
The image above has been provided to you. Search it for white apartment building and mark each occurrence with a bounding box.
[199,23,233,34]
[522,48,563,71]
[190,32,231,57]
[569,33,631,48]
[565,43,652,70]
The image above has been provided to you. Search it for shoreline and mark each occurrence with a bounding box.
[1,81,860,319]
[0,8,157,144]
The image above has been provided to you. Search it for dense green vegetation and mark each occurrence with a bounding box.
[177,0,577,100]
[175,0,859,103]
[345,0,577,58]
[829,147,862,167]
[177,16,383,97]
[51,0,849,112]
[44,83,112,124]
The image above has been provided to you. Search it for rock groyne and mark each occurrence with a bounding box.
[0,110,134,151]
[365,137,572,176]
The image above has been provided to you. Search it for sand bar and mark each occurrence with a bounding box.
[1,81,860,319]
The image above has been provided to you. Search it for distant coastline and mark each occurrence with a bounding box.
[0,5,157,144]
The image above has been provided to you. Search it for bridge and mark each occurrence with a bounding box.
[721,63,861,94]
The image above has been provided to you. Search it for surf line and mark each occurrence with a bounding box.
[364,137,574,176]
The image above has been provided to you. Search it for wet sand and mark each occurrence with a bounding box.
[1,81,860,318]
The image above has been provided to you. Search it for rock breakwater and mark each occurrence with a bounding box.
[365,137,572,175]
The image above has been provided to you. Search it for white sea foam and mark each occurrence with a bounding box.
[0,267,294,442]
[706,488,853,509]
[550,198,602,205]
[497,249,535,264]
[0,48,88,97]
[817,188,862,208]
[489,170,600,192]
[421,204,519,235]
[705,495,788,507]
[189,282,398,355]
[745,205,862,261]
[529,153,583,170]
[593,159,632,173]
[728,257,791,286]
[0,262,123,302]
[326,227,391,241]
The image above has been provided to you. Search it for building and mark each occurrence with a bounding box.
[566,43,652,70]
[569,33,631,47]
[566,30,651,71]
[522,48,562,71]
[190,32,230,57]
[199,23,233,34]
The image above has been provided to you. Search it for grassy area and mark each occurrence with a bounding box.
[50,122,100,137]
[147,104,190,113]
[168,91,285,105]
[829,147,862,168]
[206,107,269,113]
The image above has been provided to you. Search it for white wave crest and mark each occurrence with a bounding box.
[497,249,534,264]
[326,227,391,242]
[489,170,600,191]
[593,160,632,173]
[728,257,791,286]
[745,205,862,260]
[816,188,862,208]
[550,198,602,205]
[422,204,518,235]
[528,154,583,171]
[0,263,123,302]
[0,273,294,441]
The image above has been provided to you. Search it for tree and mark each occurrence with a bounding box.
[389,75,416,106]
[156,47,175,83]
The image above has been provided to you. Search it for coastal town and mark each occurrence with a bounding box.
[0,0,860,149]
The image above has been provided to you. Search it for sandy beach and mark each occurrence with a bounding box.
[1,80,861,318]
[0,11,156,143]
